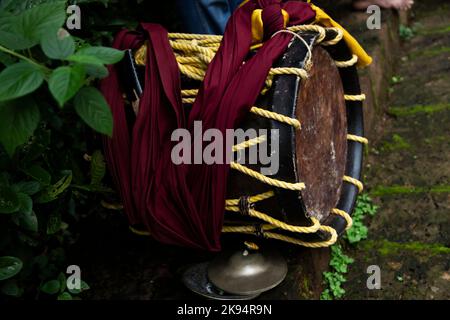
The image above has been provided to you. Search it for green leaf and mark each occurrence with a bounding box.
[36,171,72,203]
[1,280,23,297]
[0,173,9,187]
[57,272,66,293]
[71,184,114,193]
[90,150,106,185]
[13,181,41,195]
[17,193,33,214]
[0,0,20,12]
[0,62,44,102]
[68,280,90,295]
[74,87,113,136]
[22,164,51,186]
[9,1,67,49]
[57,292,72,300]
[0,14,35,50]
[83,63,109,79]
[40,279,60,295]
[0,186,20,214]
[0,98,40,157]
[74,46,124,65]
[13,209,38,233]
[49,65,86,107]
[21,127,51,164]
[0,51,16,66]
[0,256,23,281]
[41,28,76,60]
[46,212,61,235]
[17,231,39,247]
[66,54,104,66]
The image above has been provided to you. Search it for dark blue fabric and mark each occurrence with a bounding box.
[175,0,242,34]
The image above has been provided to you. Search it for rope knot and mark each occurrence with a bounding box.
[254,224,265,238]
[238,196,253,216]
[251,0,289,43]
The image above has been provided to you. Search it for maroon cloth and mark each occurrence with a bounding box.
[101,0,315,251]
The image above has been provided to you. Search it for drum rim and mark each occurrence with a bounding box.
[269,30,364,237]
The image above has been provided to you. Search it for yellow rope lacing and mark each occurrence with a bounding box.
[331,208,353,230]
[222,190,346,248]
[347,134,369,145]
[343,175,364,193]
[232,135,267,152]
[250,106,302,129]
[182,90,302,129]
[101,200,123,210]
[135,25,338,92]
[321,27,344,46]
[344,94,366,101]
[126,24,368,248]
[230,162,306,191]
[128,189,347,248]
[335,54,358,68]
[244,241,260,251]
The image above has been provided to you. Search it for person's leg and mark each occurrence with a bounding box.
[175,0,233,34]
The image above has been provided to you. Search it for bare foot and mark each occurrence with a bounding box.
[353,0,414,11]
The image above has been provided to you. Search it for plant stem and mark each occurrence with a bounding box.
[0,45,51,73]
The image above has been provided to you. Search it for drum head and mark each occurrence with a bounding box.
[295,47,347,221]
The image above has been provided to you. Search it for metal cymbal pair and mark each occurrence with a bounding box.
[182,244,287,300]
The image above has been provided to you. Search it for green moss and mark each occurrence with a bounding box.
[371,185,450,197]
[381,134,411,152]
[388,103,450,116]
[409,46,450,60]
[362,240,450,256]
[424,135,448,145]
[417,25,450,36]
[303,277,309,292]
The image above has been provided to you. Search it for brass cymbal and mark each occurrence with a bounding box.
[182,262,260,300]
[207,247,287,296]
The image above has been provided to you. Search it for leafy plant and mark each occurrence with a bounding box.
[40,272,90,300]
[344,194,378,244]
[321,195,378,299]
[320,245,354,300]
[0,0,123,299]
[399,24,415,40]
[390,75,404,85]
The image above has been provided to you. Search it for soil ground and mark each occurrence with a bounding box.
[344,0,450,299]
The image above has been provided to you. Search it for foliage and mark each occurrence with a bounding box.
[0,0,125,299]
[399,24,415,40]
[381,134,411,152]
[320,245,354,300]
[321,194,378,300]
[344,194,378,244]
[390,75,404,85]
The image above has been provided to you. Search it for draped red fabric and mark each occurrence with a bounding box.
[101,0,315,251]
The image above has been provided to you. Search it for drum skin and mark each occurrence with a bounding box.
[295,47,347,222]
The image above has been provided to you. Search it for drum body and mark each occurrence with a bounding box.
[120,28,366,247]
[225,30,365,242]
